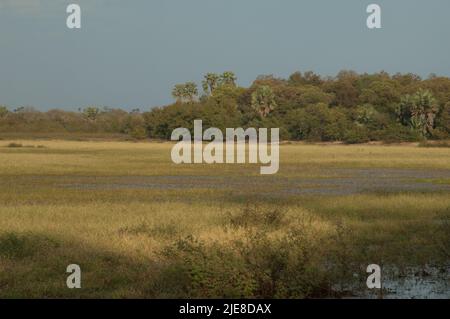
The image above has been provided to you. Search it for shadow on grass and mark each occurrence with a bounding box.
[0,232,158,298]
[0,205,448,298]
[0,227,336,299]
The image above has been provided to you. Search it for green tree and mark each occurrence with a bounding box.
[396,95,414,126]
[359,80,400,113]
[397,90,439,137]
[0,106,9,118]
[82,107,101,121]
[436,102,450,135]
[202,73,220,95]
[324,77,359,108]
[251,86,277,117]
[220,71,237,87]
[288,71,322,86]
[172,82,198,103]
[183,82,198,102]
[172,84,184,102]
[355,104,378,126]
[286,104,350,141]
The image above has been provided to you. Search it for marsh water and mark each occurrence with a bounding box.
[59,168,450,196]
[345,265,450,299]
[56,167,450,298]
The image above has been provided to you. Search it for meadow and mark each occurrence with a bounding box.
[0,140,449,298]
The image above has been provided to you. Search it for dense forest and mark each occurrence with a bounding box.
[1,70,449,143]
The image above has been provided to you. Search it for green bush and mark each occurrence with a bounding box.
[374,125,422,143]
[0,233,59,260]
[418,141,450,148]
[226,205,287,229]
[155,236,256,298]
[129,126,147,140]
[152,224,335,298]
[343,126,370,144]
[6,142,23,148]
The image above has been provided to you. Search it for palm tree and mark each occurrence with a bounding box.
[82,106,101,121]
[172,84,185,102]
[172,82,198,103]
[398,89,439,137]
[183,82,199,103]
[251,85,277,117]
[220,71,237,87]
[202,73,220,95]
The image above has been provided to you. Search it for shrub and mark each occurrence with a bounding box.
[430,128,450,140]
[343,126,370,144]
[0,106,9,118]
[6,143,23,148]
[418,141,450,148]
[118,222,179,239]
[152,221,334,298]
[226,205,287,229]
[0,233,59,260]
[374,125,422,143]
[155,236,256,298]
[129,126,148,140]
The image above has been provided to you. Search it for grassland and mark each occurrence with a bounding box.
[0,140,449,298]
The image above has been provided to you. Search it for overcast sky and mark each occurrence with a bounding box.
[1,0,449,111]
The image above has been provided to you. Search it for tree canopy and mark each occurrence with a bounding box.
[1,70,449,143]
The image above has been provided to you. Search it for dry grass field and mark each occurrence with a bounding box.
[0,140,449,298]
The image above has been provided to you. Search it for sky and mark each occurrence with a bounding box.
[1,0,449,111]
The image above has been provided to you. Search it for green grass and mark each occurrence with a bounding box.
[418,141,450,148]
[0,140,449,298]
[417,178,450,185]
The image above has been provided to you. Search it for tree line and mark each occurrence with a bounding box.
[1,70,449,143]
